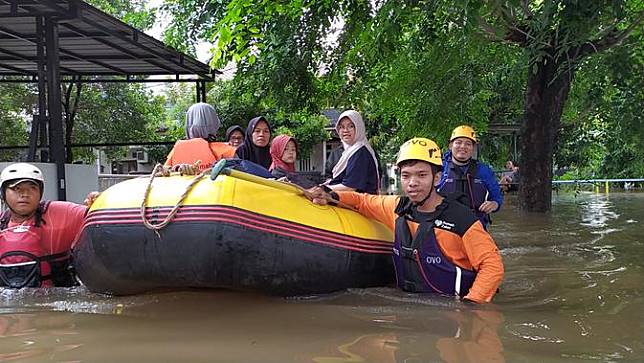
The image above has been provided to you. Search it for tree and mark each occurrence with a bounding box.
[0,84,33,160]
[474,1,644,211]
[161,0,334,152]
[161,0,644,210]
[58,0,165,164]
[66,83,166,163]
[161,0,528,160]
[556,27,644,179]
[0,1,160,165]
[61,77,83,163]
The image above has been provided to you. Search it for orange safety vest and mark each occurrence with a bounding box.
[165,139,236,170]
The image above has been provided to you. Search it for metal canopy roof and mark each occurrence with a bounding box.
[0,0,216,79]
[0,1,217,201]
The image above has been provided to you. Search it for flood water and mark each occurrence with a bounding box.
[1,192,642,362]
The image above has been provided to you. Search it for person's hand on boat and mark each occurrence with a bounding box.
[479,201,498,214]
[307,185,343,206]
[173,161,201,176]
[155,165,172,177]
[84,191,100,207]
[306,186,329,205]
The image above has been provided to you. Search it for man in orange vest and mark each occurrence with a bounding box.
[309,138,503,303]
[165,103,236,173]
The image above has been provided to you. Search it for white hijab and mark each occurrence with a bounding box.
[332,110,380,184]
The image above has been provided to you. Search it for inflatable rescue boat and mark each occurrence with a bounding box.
[73,162,395,296]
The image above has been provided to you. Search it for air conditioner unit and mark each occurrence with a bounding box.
[135,150,149,163]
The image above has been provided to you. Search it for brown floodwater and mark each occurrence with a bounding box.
[1,192,642,362]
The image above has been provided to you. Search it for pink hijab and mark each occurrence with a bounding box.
[269,135,297,173]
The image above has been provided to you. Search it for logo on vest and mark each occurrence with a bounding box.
[426,256,441,264]
[434,219,455,230]
[12,225,31,233]
[393,248,400,256]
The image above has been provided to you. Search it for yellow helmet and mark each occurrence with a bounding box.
[450,125,477,143]
[396,138,442,167]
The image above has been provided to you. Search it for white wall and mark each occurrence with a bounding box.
[0,162,98,204]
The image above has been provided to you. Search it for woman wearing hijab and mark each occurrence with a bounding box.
[269,135,298,179]
[235,116,272,169]
[225,125,245,147]
[165,103,236,171]
[324,110,379,194]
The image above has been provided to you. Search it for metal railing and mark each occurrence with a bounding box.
[552,178,644,194]
[98,173,141,191]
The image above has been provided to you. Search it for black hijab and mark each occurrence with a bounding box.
[235,116,272,169]
[225,125,244,142]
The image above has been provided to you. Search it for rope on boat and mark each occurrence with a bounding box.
[141,163,212,231]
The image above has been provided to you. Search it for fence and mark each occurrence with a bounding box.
[552,178,644,193]
[98,174,141,191]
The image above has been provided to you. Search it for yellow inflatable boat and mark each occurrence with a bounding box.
[73,163,395,295]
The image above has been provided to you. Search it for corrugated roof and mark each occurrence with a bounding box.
[0,0,216,78]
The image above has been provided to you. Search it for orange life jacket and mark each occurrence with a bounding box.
[165,139,236,170]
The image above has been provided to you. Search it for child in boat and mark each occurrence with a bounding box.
[269,135,297,180]
[269,135,319,188]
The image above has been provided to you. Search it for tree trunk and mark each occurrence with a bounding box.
[62,79,82,163]
[518,58,574,212]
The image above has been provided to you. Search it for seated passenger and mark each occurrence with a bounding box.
[165,103,236,171]
[500,161,519,193]
[500,160,515,179]
[225,125,245,147]
[235,116,272,170]
[324,110,379,194]
[269,135,297,180]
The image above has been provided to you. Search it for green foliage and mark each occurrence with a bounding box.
[557,28,644,179]
[64,83,167,164]
[163,82,199,136]
[207,80,328,154]
[161,0,230,55]
[271,111,329,157]
[86,0,156,30]
[0,84,31,160]
[159,0,644,180]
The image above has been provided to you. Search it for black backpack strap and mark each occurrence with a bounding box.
[394,196,413,216]
[466,159,478,178]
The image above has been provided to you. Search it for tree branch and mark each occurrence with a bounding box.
[478,1,531,46]
[477,15,528,46]
[575,10,644,60]
[69,78,82,124]
[520,0,533,19]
